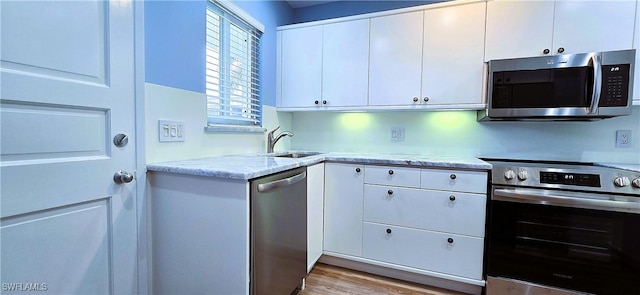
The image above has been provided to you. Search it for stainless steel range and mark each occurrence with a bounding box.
[483,159,640,295]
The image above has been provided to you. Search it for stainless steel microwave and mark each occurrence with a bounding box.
[478,49,635,121]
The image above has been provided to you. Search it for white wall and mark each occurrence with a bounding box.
[289,107,640,164]
[145,83,292,163]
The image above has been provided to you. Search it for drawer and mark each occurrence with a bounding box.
[365,165,421,188]
[421,169,487,193]
[362,222,484,280]
[363,185,486,237]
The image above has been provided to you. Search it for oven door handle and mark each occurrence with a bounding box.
[493,188,640,214]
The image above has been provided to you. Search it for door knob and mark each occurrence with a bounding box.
[114,170,134,184]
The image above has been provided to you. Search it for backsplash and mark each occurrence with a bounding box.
[145,83,292,163]
[289,108,640,164]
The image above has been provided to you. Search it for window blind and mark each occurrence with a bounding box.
[206,1,262,126]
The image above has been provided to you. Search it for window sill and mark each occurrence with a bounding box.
[204,125,267,134]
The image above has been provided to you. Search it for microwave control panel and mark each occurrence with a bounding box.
[599,64,630,107]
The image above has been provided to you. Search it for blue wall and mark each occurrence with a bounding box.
[143,1,445,106]
[292,0,445,23]
[145,0,206,93]
[145,0,294,106]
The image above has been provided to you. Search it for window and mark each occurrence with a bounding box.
[206,1,262,127]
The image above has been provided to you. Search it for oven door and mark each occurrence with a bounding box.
[487,187,640,295]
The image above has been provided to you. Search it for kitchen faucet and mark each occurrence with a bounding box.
[267,126,294,153]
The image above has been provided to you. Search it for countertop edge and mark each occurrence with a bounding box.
[146,153,492,180]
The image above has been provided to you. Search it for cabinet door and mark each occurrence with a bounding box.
[553,0,636,56]
[369,11,423,106]
[280,26,323,108]
[324,163,364,257]
[422,2,486,106]
[307,163,325,272]
[485,0,555,60]
[322,19,369,107]
[362,223,484,280]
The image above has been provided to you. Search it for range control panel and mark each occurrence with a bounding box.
[540,172,601,187]
[487,160,640,195]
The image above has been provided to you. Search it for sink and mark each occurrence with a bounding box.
[274,152,321,158]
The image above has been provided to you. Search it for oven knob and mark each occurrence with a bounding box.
[632,178,640,188]
[517,170,528,181]
[504,170,515,180]
[613,176,630,187]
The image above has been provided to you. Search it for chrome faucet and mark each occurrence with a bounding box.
[267,126,294,153]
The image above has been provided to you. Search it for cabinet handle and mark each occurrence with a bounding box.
[423,97,429,102]
[355,167,361,173]
[314,100,319,105]
[412,97,419,102]
[386,228,392,234]
[447,238,454,244]
[387,189,394,195]
[557,47,565,54]
[449,195,456,201]
[543,48,550,55]
[388,170,394,175]
[450,174,456,180]
[322,100,327,105]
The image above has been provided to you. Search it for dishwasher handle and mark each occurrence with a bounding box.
[257,171,306,193]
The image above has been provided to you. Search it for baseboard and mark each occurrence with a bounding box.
[318,254,483,295]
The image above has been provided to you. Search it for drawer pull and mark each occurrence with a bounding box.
[450,174,457,180]
[447,238,454,244]
[388,170,394,175]
[449,195,456,201]
[355,167,361,173]
[386,228,392,234]
[387,189,394,195]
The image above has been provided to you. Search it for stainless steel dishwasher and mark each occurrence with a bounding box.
[250,167,307,295]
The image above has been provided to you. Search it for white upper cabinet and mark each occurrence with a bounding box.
[279,20,369,109]
[552,0,636,55]
[369,11,424,106]
[485,0,637,61]
[421,2,486,106]
[322,19,370,107]
[280,25,323,108]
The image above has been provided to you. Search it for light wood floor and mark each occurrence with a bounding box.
[295,263,466,295]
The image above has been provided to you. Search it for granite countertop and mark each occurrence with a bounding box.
[146,152,492,180]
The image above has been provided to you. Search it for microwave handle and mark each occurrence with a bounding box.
[588,54,602,114]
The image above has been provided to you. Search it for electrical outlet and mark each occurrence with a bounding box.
[615,130,631,148]
[159,120,185,142]
[390,128,405,141]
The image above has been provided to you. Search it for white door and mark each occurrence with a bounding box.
[1,1,137,294]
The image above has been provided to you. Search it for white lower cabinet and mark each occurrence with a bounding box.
[307,163,325,272]
[323,162,364,257]
[363,185,486,237]
[362,223,484,280]
[325,163,488,286]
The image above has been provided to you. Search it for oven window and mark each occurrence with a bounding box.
[487,200,640,295]
[491,67,594,109]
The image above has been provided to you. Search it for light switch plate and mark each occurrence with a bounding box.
[390,128,405,141]
[159,120,185,142]
[615,130,631,148]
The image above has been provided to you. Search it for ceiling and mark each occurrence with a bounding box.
[286,0,342,9]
